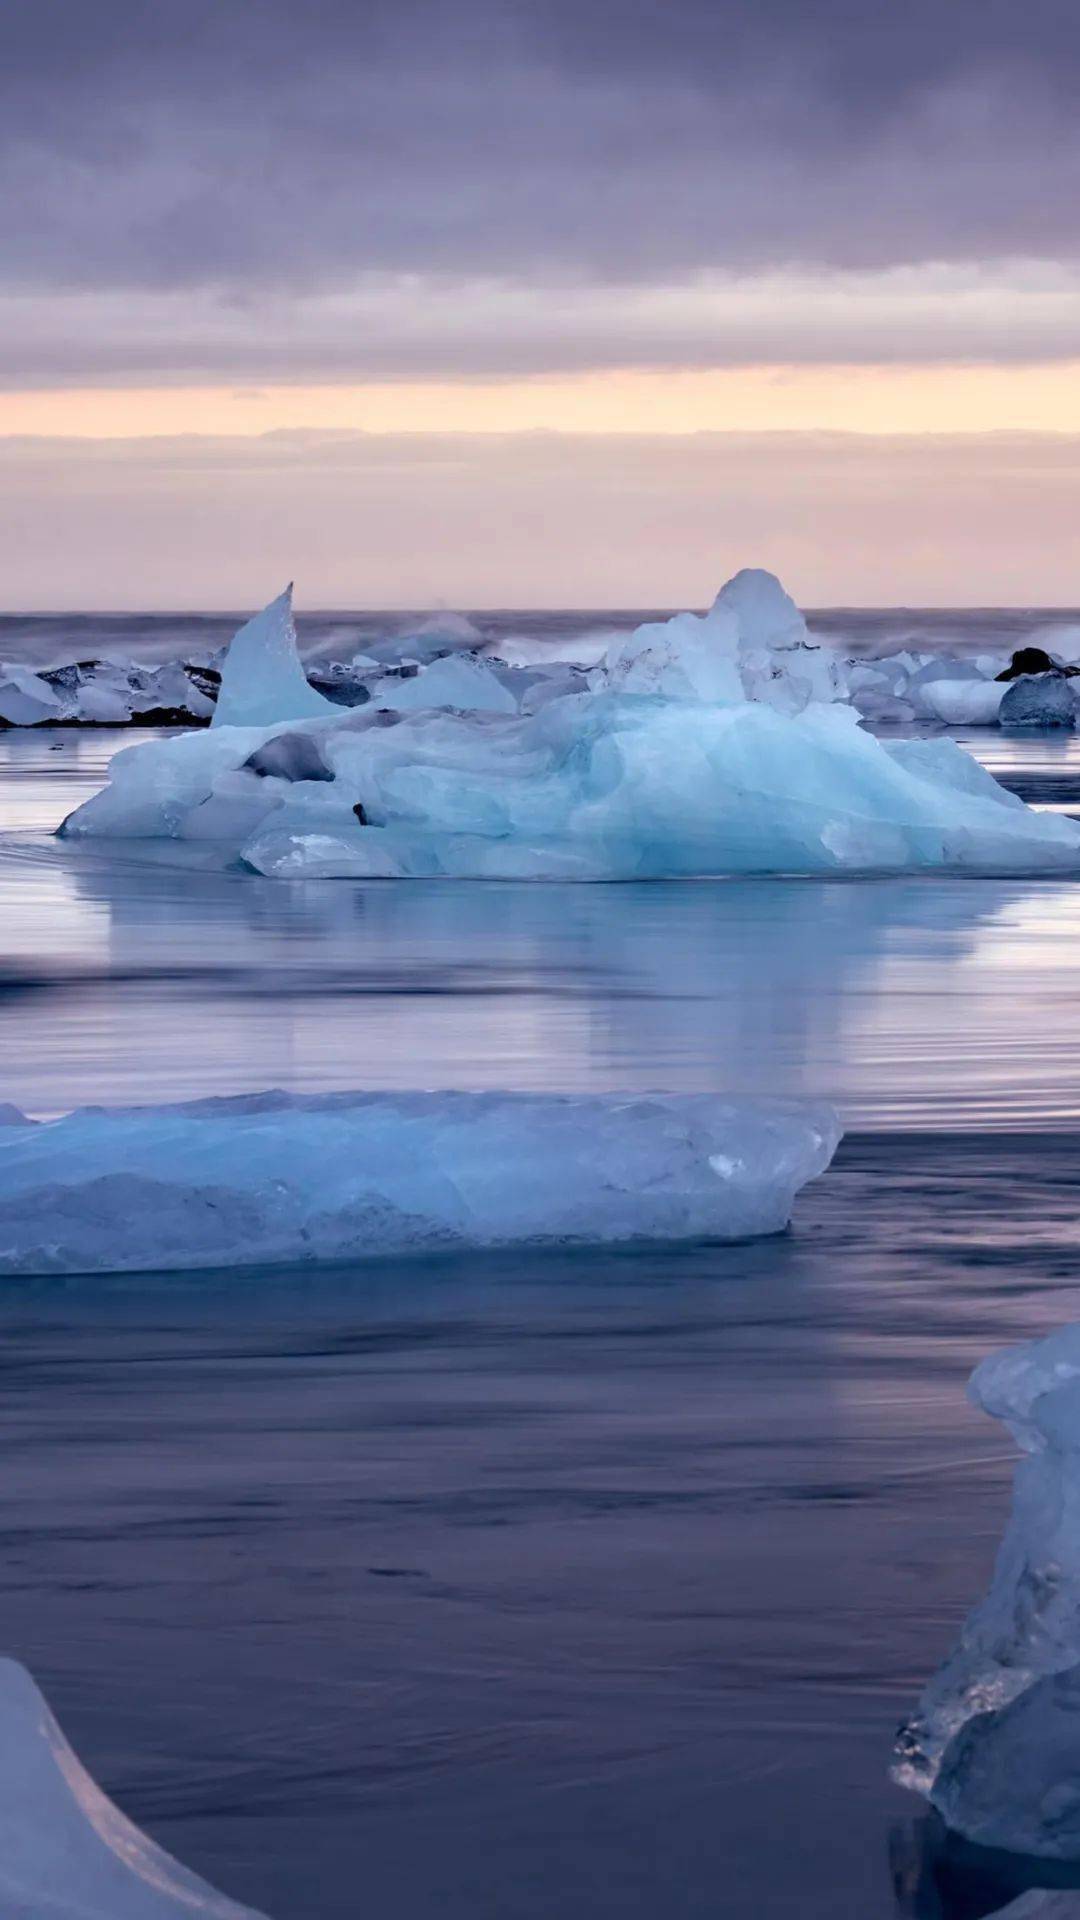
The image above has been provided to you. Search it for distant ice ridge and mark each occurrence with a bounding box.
[0,655,220,728]
[896,1325,1080,1858]
[0,1657,265,1916]
[7,580,1080,735]
[59,569,1080,878]
[0,1090,840,1274]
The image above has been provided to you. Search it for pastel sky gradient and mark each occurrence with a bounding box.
[5,0,1080,607]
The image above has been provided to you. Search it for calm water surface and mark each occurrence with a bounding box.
[3,727,1080,1918]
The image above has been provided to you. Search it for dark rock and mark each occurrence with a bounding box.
[353,802,368,824]
[307,670,371,709]
[997,646,1080,681]
[245,733,334,782]
[128,706,211,727]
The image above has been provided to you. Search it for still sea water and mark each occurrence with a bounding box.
[4,621,1080,1919]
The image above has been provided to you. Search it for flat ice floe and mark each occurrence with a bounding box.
[57,572,1080,879]
[896,1324,1080,1858]
[0,1090,840,1273]
[0,1657,264,1916]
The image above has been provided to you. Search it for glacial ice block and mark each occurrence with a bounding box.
[370,652,519,713]
[0,1658,264,1917]
[0,1090,840,1274]
[896,1325,1080,1858]
[212,586,338,729]
[59,687,1080,878]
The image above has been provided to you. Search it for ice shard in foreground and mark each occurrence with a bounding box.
[0,1089,840,1274]
[896,1325,1080,1859]
[0,1657,265,1917]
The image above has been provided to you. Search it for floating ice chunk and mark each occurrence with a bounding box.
[917,680,1006,726]
[212,587,337,729]
[60,688,1080,877]
[1000,675,1080,730]
[603,606,745,705]
[0,1657,265,1917]
[896,1324,1080,1858]
[0,665,63,726]
[0,1090,840,1274]
[370,652,519,714]
[713,567,844,711]
[712,566,808,652]
[603,569,842,713]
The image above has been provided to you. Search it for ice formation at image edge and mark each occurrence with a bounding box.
[0,1089,840,1274]
[0,1657,265,1917]
[56,570,1080,878]
[896,1324,1080,1859]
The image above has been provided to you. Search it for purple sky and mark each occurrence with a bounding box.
[3,0,1079,603]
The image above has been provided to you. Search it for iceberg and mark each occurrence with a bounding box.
[0,1090,840,1274]
[61,676,1080,879]
[0,1657,264,1917]
[54,575,1080,876]
[896,1324,1080,1859]
[211,585,337,729]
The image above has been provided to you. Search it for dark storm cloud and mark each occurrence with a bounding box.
[4,0,1080,379]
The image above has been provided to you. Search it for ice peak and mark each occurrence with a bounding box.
[212,586,337,729]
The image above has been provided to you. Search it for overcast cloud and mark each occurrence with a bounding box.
[4,0,1080,383]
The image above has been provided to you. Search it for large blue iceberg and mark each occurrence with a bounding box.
[58,571,1080,878]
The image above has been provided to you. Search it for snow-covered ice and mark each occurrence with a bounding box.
[0,1090,840,1273]
[896,1324,1080,1858]
[0,1657,264,1917]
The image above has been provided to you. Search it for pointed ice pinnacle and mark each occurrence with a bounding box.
[212,585,338,729]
